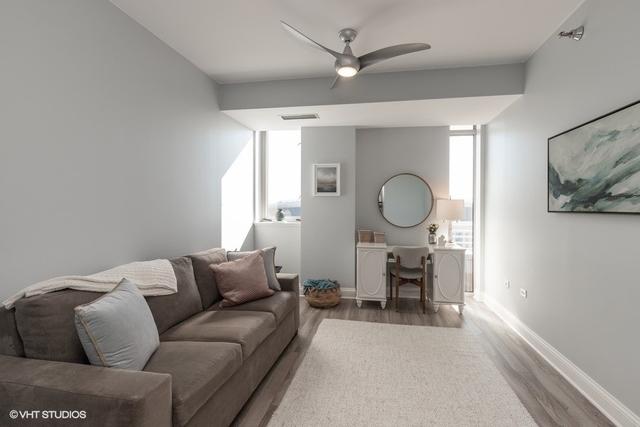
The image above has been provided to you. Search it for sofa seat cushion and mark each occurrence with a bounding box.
[160,311,276,359]
[144,341,242,427]
[212,291,296,325]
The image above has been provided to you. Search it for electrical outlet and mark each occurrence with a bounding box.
[520,288,527,299]
[504,280,511,289]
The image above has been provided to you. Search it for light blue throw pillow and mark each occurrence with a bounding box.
[74,278,159,370]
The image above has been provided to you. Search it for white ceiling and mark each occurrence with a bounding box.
[223,95,521,130]
[111,0,583,83]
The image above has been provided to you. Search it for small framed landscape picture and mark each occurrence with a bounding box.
[313,163,340,196]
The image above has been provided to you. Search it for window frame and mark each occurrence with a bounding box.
[255,130,302,223]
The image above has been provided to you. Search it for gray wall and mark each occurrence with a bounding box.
[485,0,640,416]
[254,223,301,275]
[219,64,525,110]
[0,0,252,300]
[301,127,356,289]
[356,127,449,245]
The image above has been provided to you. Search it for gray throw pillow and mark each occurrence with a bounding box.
[227,247,281,291]
[74,279,159,371]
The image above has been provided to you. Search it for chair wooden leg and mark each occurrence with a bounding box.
[395,279,399,312]
[421,279,426,313]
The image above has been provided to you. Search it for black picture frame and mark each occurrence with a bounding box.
[547,99,640,215]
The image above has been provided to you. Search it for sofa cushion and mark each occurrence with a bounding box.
[75,279,159,371]
[188,248,227,309]
[144,341,242,427]
[212,252,274,307]
[0,307,24,357]
[13,257,201,363]
[146,257,203,334]
[214,291,297,325]
[228,247,281,291]
[15,289,101,363]
[160,310,276,359]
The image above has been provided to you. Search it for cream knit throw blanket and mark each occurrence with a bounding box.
[2,259,177,309]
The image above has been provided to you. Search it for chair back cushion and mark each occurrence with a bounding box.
[392,246,429,269]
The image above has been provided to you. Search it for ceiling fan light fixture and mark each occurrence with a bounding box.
[337,65,358,77]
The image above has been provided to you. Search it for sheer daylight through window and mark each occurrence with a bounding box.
[265,130,301,221]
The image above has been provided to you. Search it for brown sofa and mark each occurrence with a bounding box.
[0,249,299,427]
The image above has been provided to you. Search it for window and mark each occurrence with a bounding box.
[261,130,301,221]
[449,126,475,291]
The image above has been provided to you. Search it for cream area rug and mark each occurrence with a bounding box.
[269,319,536,427]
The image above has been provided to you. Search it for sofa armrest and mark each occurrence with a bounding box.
[0,355,171,427]
[276,273,299,295]
[277,273,300,330]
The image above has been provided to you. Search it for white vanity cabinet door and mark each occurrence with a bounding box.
[356,245,387,308]
[432,248,465,313]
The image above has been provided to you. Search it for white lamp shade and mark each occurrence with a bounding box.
[436,199,465,221]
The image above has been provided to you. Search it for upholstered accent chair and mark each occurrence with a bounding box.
[390,246,428,313]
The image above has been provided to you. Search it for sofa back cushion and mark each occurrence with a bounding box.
[146,257,202,334]
[0,307,25,357]
[188,248,227,309]
[13,257,202,363]
[15,289,101,363]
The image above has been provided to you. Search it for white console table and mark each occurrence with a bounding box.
[429,246,466,314]
[356,243,466,314]
[356,242,388,309]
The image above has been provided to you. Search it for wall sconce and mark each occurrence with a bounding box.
[558,25,584,41]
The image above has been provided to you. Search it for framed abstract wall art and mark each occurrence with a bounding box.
[548,100,640,214]
[312,163,341,196]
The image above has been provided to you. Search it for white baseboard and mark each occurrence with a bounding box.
[302,286,420,300]
[484,295,640,427]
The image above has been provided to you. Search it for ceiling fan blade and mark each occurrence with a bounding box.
[358,43,430,70]
[280,21,342,59]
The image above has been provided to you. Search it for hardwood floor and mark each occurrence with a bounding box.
[233,296,614,427]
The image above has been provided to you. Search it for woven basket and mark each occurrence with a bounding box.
[305,287,341,308]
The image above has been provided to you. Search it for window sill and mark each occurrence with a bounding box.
[254,221,301,227]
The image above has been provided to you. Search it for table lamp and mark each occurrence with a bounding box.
[436,199,464,244]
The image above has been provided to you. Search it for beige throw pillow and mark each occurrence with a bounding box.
[210,252,275,307]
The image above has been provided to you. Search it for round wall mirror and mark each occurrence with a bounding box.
[377,173,434,228]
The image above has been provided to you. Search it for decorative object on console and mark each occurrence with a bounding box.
[437,235,446,247]
[303,279,341,308]
[313,163,340,196]
[436,198,464,242]
[427,223,439,244]
[377,173,434,228]
[357,229,373,243]
[373,231,386,243]
[548,99,640,214]
[276,208,285,221]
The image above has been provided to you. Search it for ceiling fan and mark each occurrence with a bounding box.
[280,21,431,88]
